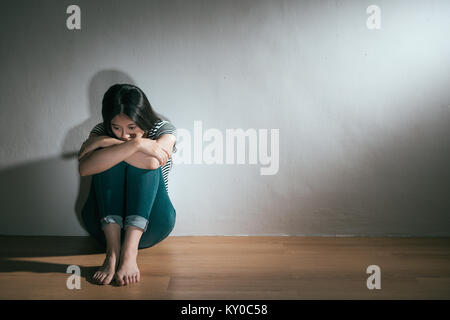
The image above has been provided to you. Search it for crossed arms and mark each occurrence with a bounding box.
[78,134,176,176]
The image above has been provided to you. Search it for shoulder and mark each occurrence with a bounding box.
[152,119,167,130]
[90,122,106,135]
[147,120,176,139]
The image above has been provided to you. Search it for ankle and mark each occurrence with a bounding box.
[106,248,120,258]
[120,247,138,261]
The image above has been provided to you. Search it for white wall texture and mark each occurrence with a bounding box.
[0,0,449,236]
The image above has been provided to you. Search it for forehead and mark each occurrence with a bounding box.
[111,114,136,126]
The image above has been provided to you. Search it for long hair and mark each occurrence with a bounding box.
[101,84,161,138]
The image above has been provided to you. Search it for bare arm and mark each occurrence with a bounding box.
[155,134,176,158]
[124,150,162,170]
[78,133,129,159]
[78,139,140,176]
[99,137,164,169]
[130,134,176,170]
[78,133,171,175]
[124,139,171,170]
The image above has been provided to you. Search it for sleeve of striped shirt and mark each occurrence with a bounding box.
[89,122,106,136]
[155,121,177,154]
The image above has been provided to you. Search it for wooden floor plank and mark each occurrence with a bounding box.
[0,236,449,299]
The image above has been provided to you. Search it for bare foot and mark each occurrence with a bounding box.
[114,250,141,286]
[92,252,119,285]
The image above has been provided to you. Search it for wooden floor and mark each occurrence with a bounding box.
[0,236,449,300]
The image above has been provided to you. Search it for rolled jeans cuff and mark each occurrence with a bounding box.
[100,215,123,230]
[124,215,149,232]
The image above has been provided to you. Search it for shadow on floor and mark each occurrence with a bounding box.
[0,235,112,285]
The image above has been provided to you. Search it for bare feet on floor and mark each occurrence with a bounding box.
[92,252,119,285]
[114,250,141,286]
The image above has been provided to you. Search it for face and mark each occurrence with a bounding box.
[110,113,145,141]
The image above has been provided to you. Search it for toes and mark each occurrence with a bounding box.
[112,272,140,286]
[93,272,102,283]
[103,274,114,285]
[129,274,138,284]
[117,275,125,286]
[99,274,108,284]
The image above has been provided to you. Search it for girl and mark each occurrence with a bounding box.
[78,83,177,286]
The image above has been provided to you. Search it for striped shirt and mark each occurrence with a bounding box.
[89,120,177,193]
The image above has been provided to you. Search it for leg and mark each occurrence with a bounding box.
[91,223,121,285]
[115,225,143,285]
[93,161,127,232]
[114,164,158,285]
[123,164,161,233]
[81,180,107,247]
[81,178,126,249]
[82,161,127,284]
[124,165,176,249]
[114,165,176,285]
[138,167,176,249]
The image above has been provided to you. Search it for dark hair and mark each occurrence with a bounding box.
[101,84,161,138]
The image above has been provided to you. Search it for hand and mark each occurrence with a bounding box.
[133,134,170,166]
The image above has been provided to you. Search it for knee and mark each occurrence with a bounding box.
[94,161,127,177]
[148,157,161,170]
[126,158,161,171]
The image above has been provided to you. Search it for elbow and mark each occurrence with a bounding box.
[78,151,95,176]
[78,162,90,177]
[79,166,87,177]
[79,170,88,177]
[148,157,161,170]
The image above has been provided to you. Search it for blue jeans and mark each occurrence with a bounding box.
[81,161,176,249]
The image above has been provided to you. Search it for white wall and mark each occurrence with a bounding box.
[0,0,449,236]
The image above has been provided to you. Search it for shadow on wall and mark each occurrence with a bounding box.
[1,73,450,241]
[64,70,175,235]
[0,70,177,277]
[0,69,174,238]
[63,70,136,237]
